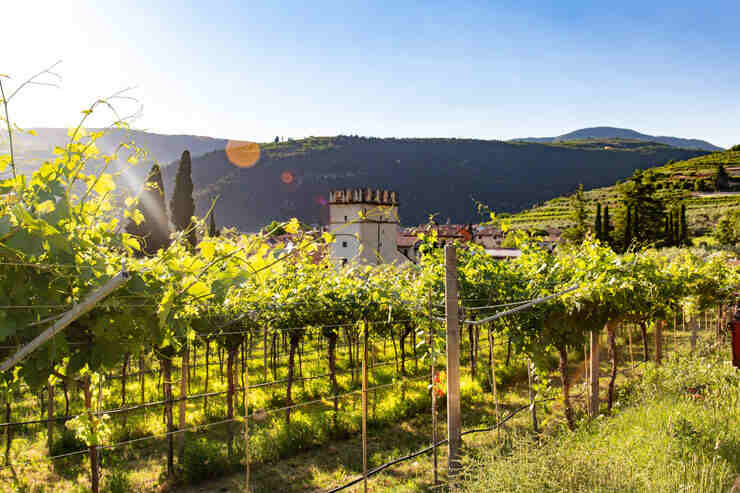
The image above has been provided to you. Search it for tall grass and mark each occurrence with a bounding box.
[459,344,739,493]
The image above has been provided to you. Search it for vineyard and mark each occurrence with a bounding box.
[509,148,740,234]
[0,91,739,493]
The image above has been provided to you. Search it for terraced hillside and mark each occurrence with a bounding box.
[509,147,740,234]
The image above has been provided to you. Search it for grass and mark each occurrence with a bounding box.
[458,340,739,493]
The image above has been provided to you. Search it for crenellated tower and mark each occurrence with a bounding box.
[328,188,403,265]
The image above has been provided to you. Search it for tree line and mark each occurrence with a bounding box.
[566,170,692,251]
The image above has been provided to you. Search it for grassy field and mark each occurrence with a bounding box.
[459,337,739,493]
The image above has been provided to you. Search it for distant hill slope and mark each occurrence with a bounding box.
[1,128,227,186]
[172,136,708,231]
[514,127,723,152]
[509,147,740,234]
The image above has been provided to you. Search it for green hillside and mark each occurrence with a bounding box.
[509,147,740,235]
[177,136,707,231]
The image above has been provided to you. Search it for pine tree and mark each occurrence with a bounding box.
[125,164,171,256]
[563,184,588,243]
[713,212,736,246]
[617,169,666,247]
[594,203,602,241]
[170,150,197,248]
[602,205,611,245]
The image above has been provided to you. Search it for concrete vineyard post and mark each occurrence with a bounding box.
[528,360,538,433]
[178,344,189,462]
[627,324,635,369]
[244,334,250,492]
[84,377,99,493]
[589,330,600,418]
[47,384,54,456]
[444,244,462,478]
[362,321,369,493]
[489,327,500,438]
[429,291,438,487]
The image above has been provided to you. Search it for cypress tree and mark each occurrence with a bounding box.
[716,164,730,191]
[594,203,602,241]
[603,205,611,245]
[170,150,197,248]
[664,214,671,246]
[624,205,632,251]
[125,164,171,256]
[672,209,679,245]
[680,204,689,245]
[208,208,219,237]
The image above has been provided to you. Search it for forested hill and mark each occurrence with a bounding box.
[172,136,708,231]
[514,127,722,151]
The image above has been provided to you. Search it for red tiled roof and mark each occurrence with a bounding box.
[398,235,420,247]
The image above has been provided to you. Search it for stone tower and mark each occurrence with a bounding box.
[328,188,403,265]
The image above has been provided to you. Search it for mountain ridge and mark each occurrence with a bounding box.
[513,126,722,151]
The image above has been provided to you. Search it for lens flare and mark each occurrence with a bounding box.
[280,171,294,184]
[225,140,260,168]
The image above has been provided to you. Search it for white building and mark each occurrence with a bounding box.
[328,188,406,265]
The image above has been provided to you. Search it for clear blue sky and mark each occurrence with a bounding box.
[5,1,740,147]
